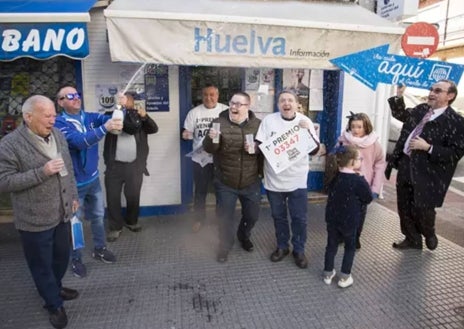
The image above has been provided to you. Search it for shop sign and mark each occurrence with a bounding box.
[106,18,400,69]
[0,23,89,60]
[330,44,464,90]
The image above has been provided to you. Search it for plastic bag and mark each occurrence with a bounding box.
[71,215,85,250]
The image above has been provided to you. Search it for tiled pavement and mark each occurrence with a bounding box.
[1,200,464,329]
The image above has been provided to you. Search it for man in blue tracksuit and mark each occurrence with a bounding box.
[55,85,123,278]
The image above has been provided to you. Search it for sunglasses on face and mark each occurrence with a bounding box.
[59,92,81,101]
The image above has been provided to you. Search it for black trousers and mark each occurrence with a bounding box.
[396,155,436,243]
[192,162,215,223]
[105,161,144,231]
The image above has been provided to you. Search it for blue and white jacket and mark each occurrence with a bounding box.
[55,110,110,187]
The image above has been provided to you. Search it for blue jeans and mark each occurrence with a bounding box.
[72,178,106,261]
[19,221,70,311]
[214,179,261,251]
[324,221,357,275]
[266,189,308,254]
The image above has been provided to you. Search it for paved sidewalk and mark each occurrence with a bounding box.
[1,201,463,329]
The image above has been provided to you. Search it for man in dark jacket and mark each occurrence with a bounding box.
[105,93,158,242]
[203,91,262,263]
[386,80,464,250]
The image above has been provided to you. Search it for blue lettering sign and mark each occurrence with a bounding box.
[330,44,464,90]
[1,23,89,60]
[194,27,286,56]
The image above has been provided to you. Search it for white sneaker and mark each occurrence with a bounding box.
[338,275,353,288]
[323,269,336,285]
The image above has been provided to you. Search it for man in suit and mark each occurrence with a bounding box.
[385,79,464,250]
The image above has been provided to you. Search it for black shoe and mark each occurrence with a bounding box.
[270,248,290,262]
[217,250,228,263]
[125,224,142,232]
[49,307,68,329]
[240,239,254,252]
[293,252,308,269]
[425,234,438,250]
[392,239,422,250]
[59,287,79,301]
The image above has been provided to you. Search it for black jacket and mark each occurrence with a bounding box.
[326,172,373,231]
[386,99,464,207]
[103,109,158,175]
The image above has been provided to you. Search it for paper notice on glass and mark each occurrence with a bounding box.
[309,89,323,112]
[309,69,324,88]
[259,127,318,174]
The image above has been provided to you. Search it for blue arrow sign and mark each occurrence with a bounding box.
[329,44,464,91]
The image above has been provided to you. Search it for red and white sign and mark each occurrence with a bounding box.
[401,22,439,58]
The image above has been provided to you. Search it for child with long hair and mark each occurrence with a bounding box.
[337,112,386,249]
[323,145,373,288]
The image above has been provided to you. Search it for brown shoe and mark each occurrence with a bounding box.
[49,307,68,329]
[293,252,308,269]
[270,248,290,262]
[192,221,202,233]
[59,287,79,301]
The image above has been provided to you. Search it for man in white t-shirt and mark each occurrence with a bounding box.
[256,90,319,269]
[182,85,228,232]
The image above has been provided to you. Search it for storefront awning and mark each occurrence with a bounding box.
[0,0,97,60]
[104,0,405,69]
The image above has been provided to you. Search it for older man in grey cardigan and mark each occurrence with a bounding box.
[0,95,79,329]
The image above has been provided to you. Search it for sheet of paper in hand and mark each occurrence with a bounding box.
[259,127,318,174]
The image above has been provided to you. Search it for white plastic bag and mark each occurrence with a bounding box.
[71,215,85,250]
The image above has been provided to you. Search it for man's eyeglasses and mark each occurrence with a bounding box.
[229,101,249,108]
[59,93,81,101]
[429,87,448,94]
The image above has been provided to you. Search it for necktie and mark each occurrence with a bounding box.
[406,109,433,155]
[44,135,50,144]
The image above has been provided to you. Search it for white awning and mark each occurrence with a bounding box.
[104,0,404,69]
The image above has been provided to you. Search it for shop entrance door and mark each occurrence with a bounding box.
[190,67,242,106]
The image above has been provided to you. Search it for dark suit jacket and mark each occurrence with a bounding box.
[386,98,464,207]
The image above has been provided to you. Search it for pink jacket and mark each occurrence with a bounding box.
[338,131,386,194]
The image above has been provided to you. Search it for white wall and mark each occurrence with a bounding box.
[82,8,181,207]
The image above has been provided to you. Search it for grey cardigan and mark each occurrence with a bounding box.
[0,125,78,232]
